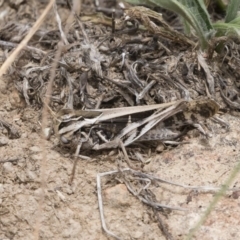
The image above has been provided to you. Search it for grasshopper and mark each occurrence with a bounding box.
[54,98,219,151]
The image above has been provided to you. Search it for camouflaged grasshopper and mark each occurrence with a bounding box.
[54,98,219,151]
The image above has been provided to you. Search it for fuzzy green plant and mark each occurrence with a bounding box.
[125,0,240,51]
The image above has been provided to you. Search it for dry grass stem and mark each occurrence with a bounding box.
[0,0,55,82]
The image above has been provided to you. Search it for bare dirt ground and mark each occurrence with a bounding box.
[1,1,240,240]
[2,86,240,240]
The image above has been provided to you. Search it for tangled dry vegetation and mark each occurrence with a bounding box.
[1,0,240,239]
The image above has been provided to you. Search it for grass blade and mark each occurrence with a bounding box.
[225,0,240,23]
[148,0,212,49]
[213,17,240,36]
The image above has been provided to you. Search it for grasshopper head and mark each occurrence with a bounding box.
[186,98,219,120]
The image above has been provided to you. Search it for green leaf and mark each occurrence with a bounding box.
[123,0,157,7]
[179,0,212,31]
[225,0,240,23]
[213,19,240,36]
[124,0,215,49]
[180,17,191,36]
[147,0,213,49]
[228,15,240,24]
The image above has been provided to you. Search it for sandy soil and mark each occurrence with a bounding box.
[1,1,240,240]
[1,80,240,240]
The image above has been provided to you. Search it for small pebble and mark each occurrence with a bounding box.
[156,143,165,152]
[31,154,42,160]
[104,184,131,207]
[43,127,51,140]
[131,230,143,239]
[29,146,41,152]
[0,136,9,146]
[27,170,37,180]
[3,162,13,172]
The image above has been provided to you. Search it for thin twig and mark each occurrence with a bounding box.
[185,157,240,240]
[97,171,122,240]
[0,158,19,163]
[69,142,82,185]
[0,40,46,55]
[0,0,55,82]
[53,2,69,45]
[153,209,174,240]
[67,0,89,43]
[34,9,69,240]
[34,43,63,240]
